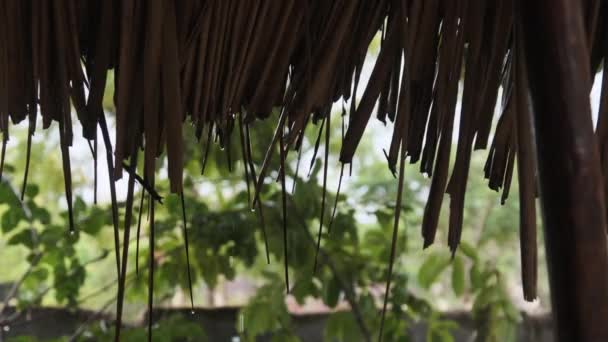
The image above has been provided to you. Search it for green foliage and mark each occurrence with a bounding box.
[80,314,206,342]
[415,241,521,342]
[426,312,459,342]
[451,256,465,296]
[0,176,106,308]
[325,311,364,342]
[6,337,39,342]
[470,266,520,342]
[418,252,451,289]
[6,314,206,342]
[239,273,300,342]
[0,110,537,342]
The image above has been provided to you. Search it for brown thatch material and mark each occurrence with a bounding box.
[0,0,606,340]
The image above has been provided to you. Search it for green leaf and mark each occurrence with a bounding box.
[81,207,106,235]
[39,227,63,247]
[502,300,521,323]
[473,286,500,312]
[30,267,48,282]
[470,262,483,289]
[433,329,455,342]
[2,209,25,233]
[31,206,51,224]
[418,253,450,289]
[458,241,478,261]
[365,230,387,246]
[8,229,36,249]
[2,163,15,173]
[323,275,341,308]
[242,302,274,338]
[375,209,393,228]
[451,256,465,296]
[0,182,20,205]
[74,196,86,213]
[25,184,39,198]
[324,312,362,342]
[291,278,317,305]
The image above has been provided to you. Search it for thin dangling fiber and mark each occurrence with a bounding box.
[99,114,122,278]
[313,109,331,274]
[180,192,195,312]
[279,128,290,292]
[244,122,271,265]
[328,111,348,233]
[147,176,156,342]
[136,188,146,276]
[379,130,407,342]
[20,117,34,201]
[114,148,139,342]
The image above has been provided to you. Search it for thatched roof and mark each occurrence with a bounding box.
[0,0,605,340]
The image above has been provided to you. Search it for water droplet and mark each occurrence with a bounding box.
[190,310,195,315]
[3,325,10,332]
[69,231,75,236]
[250,207,255,212]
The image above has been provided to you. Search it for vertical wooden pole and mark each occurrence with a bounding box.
[519,1,608,341]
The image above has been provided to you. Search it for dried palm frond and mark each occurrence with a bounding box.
[1,1,606,340]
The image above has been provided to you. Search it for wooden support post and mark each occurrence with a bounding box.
[519,1,608,341]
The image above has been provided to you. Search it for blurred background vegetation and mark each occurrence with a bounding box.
[0,43,551,342]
